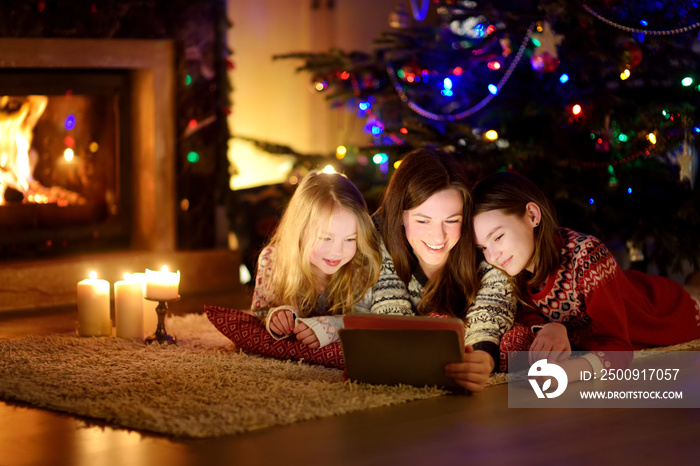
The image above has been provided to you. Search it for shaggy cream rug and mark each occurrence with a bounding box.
[0,313,451,438]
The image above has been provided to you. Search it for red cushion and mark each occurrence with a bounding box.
[204,305,345,369]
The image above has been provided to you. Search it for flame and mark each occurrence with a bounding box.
[0,95,48,205]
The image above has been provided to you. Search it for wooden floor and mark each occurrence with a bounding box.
[1,292,699,466]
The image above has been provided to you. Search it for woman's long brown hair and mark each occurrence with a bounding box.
[374,148,480,318]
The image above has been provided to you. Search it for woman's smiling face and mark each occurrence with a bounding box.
[401,188,463,279]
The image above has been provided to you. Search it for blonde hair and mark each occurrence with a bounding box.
[264,171,381,317]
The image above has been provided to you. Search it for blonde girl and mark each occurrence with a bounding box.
[250,171,381,348]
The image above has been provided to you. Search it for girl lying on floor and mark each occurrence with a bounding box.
[250,170,381,348]
[472,170,700,382]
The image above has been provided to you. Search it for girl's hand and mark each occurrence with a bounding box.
[529,322,571,364]
[293,322,320,348]
[269,308,296,336]
[444,345,494,392]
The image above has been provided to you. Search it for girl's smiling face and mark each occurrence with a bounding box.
[473,205,539,276]
[309,206,358,282]
[401,188,463,279]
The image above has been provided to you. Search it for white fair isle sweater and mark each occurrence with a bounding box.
[353,242,516,364]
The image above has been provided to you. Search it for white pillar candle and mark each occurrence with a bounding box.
[144,266,180,301]
[114,274,145,340]
[131,272,157,338]
[77,271,111,337]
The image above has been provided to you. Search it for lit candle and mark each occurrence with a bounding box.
[131,272,157,338]
[114,273,144,340]
[76,271,111,336]
[144,265,180,301]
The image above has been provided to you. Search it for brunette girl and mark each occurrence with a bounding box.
[472,170,700,381]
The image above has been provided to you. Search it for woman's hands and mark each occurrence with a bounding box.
[444,345,495,392]
[268,308,320,347]
[529,322,571,364]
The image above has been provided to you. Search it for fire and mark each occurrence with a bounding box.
[0,95,86,207]
[0,95,47,205]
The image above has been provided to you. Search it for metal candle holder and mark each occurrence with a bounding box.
[144,296,179,346]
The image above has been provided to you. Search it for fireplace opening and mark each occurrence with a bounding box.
[0,69,131,261]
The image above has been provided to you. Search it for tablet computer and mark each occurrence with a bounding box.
[338,314,465,392]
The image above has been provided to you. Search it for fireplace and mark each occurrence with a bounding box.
[1,69,131,259]
[0,38,177,254]
[0,39,242,313]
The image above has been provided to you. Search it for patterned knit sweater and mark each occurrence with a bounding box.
[520,228,700,372]
[354,241,516,365]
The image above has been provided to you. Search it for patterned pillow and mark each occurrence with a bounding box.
[204,305,345,369]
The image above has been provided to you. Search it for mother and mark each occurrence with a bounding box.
[362,148,516,391]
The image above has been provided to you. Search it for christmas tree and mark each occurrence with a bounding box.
[264,0,700,278]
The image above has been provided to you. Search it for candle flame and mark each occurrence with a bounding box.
[161,265,169,272]
[123,272,131,280]
[89,271,97,280]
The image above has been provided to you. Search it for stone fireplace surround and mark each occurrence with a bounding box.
[0,39,238,312]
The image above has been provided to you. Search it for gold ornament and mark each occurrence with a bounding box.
[531,21,564,59]
[678,140,698,189]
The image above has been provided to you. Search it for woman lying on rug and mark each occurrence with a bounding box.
[472,170,700,383]
[364,148,516,392]
[249,170,381,348]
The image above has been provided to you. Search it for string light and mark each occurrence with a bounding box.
[681,77,694,87]
[572,104,582,115]
[620,69,631,80]
[372,153,388,165]
[484,130,499,141]
[336,145,347,159]
[647,132,657,144]
[441,78,454,97]
[187,151,200,163]
[64,115,76,131]
[559,73,569,83]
